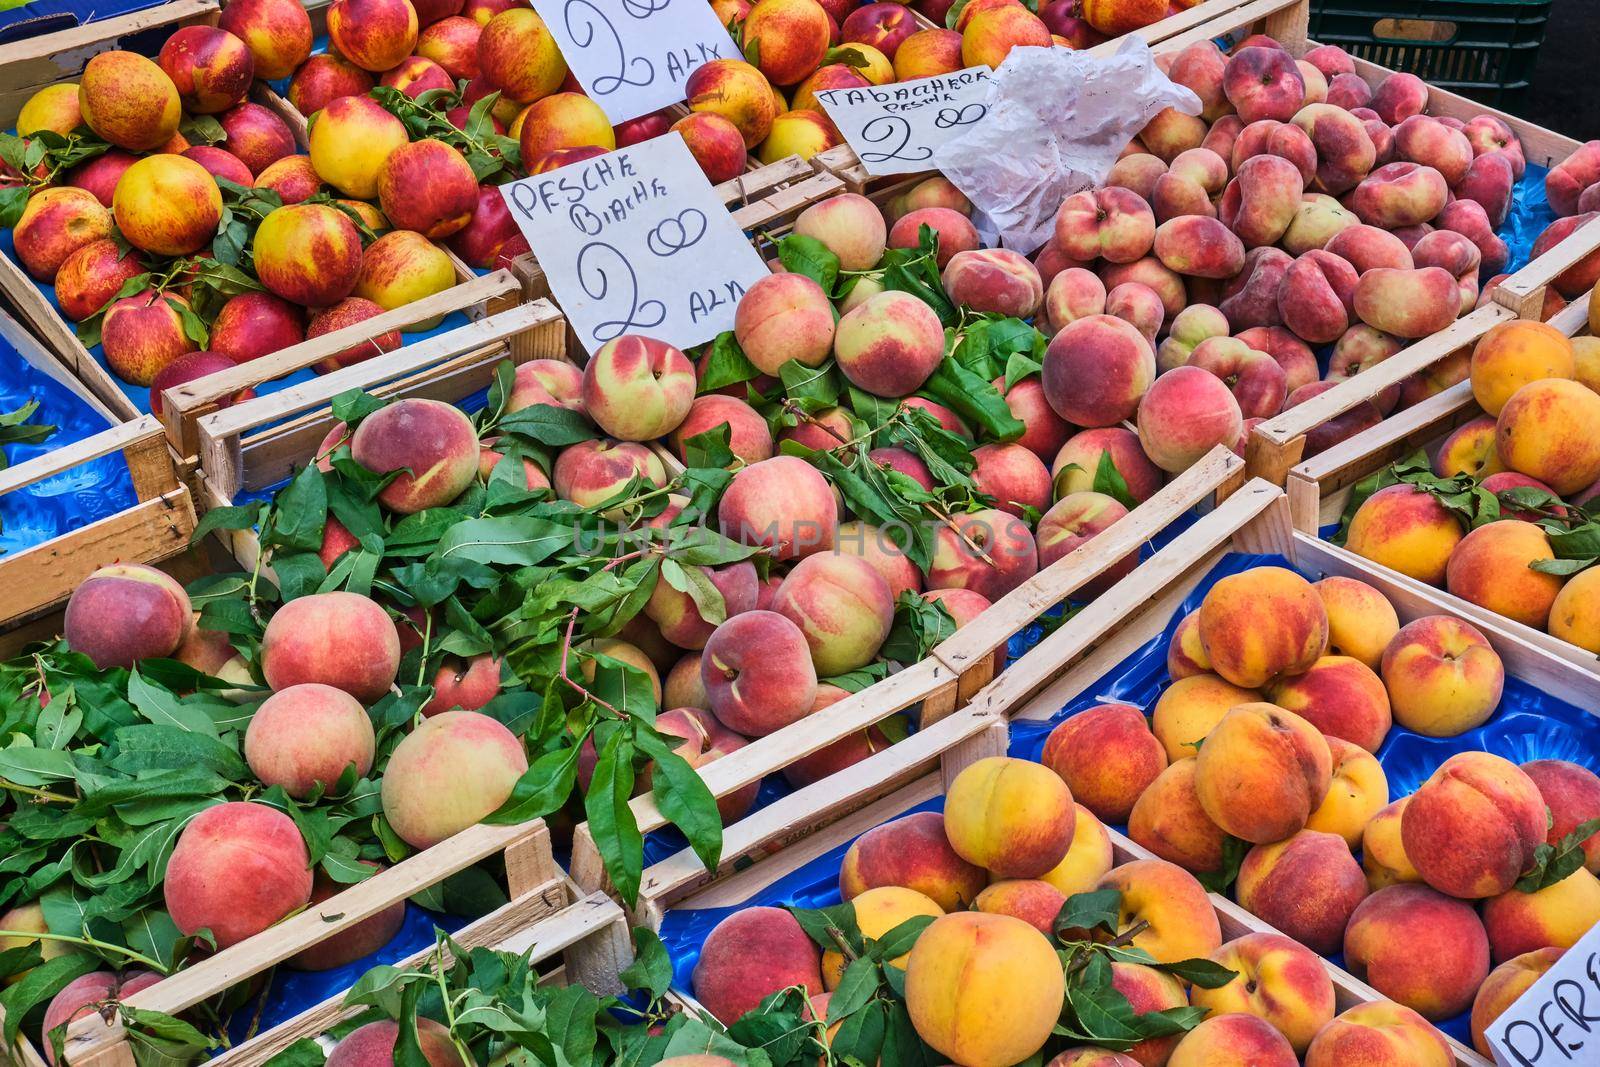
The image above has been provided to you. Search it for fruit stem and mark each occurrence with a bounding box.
[0,931,169,973]
[0,778,74,803]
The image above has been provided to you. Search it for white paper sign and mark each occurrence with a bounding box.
[1487,921,1600,1066]
[529,0,738,123]
[815,66,993,177]
[499,133,770,357]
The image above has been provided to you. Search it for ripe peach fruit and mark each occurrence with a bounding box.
[13,186,110,282]
[1305,1002,1453,1067]
[944,756,1075,878]
[309,95,411,200]
[78,51,180,151]
[1042,704,1166,824]
[63,564,191,669]
[1265,654,1391,752]
[736,272,837,376]
[218,0,313,79]
[1237,828,1368,954]
[254,203,364,308]
[307,297,401,374]
[381,711,527,848]
[1344,483,1464,586]
[1044,315,1155,428]
[101,291,200,387]
[326,1018,467,1067]
[893,28,964,80]
[702,609,818,734]
[905,912,1064,1067]
[1197,566,1327,689]
[377,140,477,239]
[1195,703,1332,843]
[1051,427,1164,503]
[1306,737,1388,846]
[1097,859,1222,964]
[888,206,980,266]
[245,683,376,797]
[1483,866,1600,963]
[840,810,987,911]
[352,398,479,513]
[40,973,162,1064]
[773,553,895,675]
[1313,576,1399,672]
[718,456,837,560]
[1402,751,1546,898]
[1136,364,1244,474]
[1523,759,1600,872]
[112,154,222,257]
[159,26,254,114]
[1470,948,1563,1057]
[254,154,323,204]
[261,591,401,702]
[927,508,1039,602]
[1446,520,1566,629]
[793,193,886,272]
[15,83,81,137]
[328,0,419,71]
[1344,883,1490,1020]
[1128,758,1229,874]
[53,239,143,323]
[694,907,823,1025]
[685,58,776,148]
[824,885,942,986]
[1497,378,1600,494]
[580,334,695,442]
[355,230,458,321]
[219,101,296,176]
[1149,673,1259,761]
[1363,797,1421,890]
[1470,320,1576,416]
[1191,932,1335,1053]
[165,801,312,947]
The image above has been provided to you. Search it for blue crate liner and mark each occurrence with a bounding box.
[658,550,1593,1044]
[0,0,169,43]
[0,323,134,555]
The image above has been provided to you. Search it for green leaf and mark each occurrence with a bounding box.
[1516,816,1600,893]
[618,927,674,999]
[698,332,761,394]
[1093,449,1137,510]
[681,423,737,471]
[788,902,862,956]
[584,728,644,907]
[826,957,881,1024]
[919,359,1025,443]
[498,404,601,447]
[1054,888,1123,938]
[865,914,935,961]
[778,361,843,413]
[127,669,219,738]
[637,727,723,875]
[777,233,842,295]
[0,953,101,1044]
[485,743,579,825]
[1194,834,1250,895]
[1156,956,1239,989]
[660,559,727,626]
[433,516,571,567]
[262,1039,327,1067]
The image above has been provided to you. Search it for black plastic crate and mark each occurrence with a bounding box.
[1308,0,1552,109]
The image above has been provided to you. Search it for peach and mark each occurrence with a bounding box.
[577,334,693,442]
[994,376,1072,462]
[1188,335,1287,418]
[508,358,584,413]
[1197,566,1326,689]
[1433,415,1504,479]
[254,154,322,204]
[40,973,163,1064]
[1156,303,1229,373]
[1107,153,1168,202]
[1051,427,1164,503]
[743,0,831,85]
[1081,0,1165,34]
[1531,212,1600,298]
[840,809,988,911]
[1167,613,1210,678]
[943,248,1044,317]
[1220,154,1304,248]
[1324,224,1412,276]
[1264,654,1391,752]
[1041,704,1166,824]
[219,101,296,176]
[927,508,1039,602]
[1381,614,1504,737]
[972,442,1052,520]
[1344,883,1489,1019]
[164,801,311,947]
[63,564,191,669]
[888,206,980,267]
[1363,797,1421,890]
[782,703,892,788]
[444,183,520,267]
[1201,114,1245,162]
[1237,827,1368,955]
[1140,107,1208,164]
[351,398,478,514]
[824,884,942,985]
[1306,736,1388,847]
[1283,194,1359,254]
[328,0,418,71]
[1305,1003,1453,1067]
[1191,933,1336,1053]
[15,83,81,138]
[476,8,566,103]
[1136,364,1244,474]
[1547,139,1600,216]
[701,609,818,734]
[77,51,180,151]
[1128,758,1229,874]
[1035,804,1113,899]
[1497,377,1600,494]
[101,291,200,387]
[12,186,110,282]
[1313,576,1399,672]
[380,55,453,98]
[1035,491,1135,597]
[973,879,1062,935]
[945,756,1075,878]
[1483,867,1600,963]
[53,239,143,322]
[685,58,777,148]
[1223,45,1306,123]
[1446,520,1566,629]
[1102,255,1188,320]
[218,0,313,79]
[1523,760,1600,872]
[1097,859,1222,963]
[375,139,477,239]
[1166,41,1229,120]
[793,193,886,272]
[355,229,457,321]
[517,92,616,159]
[735,272,836,375]
[1153,216,1246,280]
[692,907,824,1025]
[552,439,665,511]
[772,553,894,675]
[422,655,503,716]
[669,395,773,467]
[904,912,1064,1067]
[325,1019,465,1067]
[159,26,254,114]
[1349,162,1450,230]
[1194,702,1331,843]
[719,455,837,559]
[1402,752,1546,899]
[833,290,945,397]
[1368,71,1427,125]
[1106,962,1187,1067]
[64,150,137,207]
[1239,327,1319,393]
[417,16,481,79]
[381,711,526,848]
[1472,319,1587,415]
[842,3,918,56]
[1043,314,1155,427]
[253,203,364,308]
[304,297,399,374]
[113,153,224,259]
[1345,483,1464,585]
[1233,118,1318,184]
[260,592,400,702]
[893,27,964,79]
[245,682,375,797]
[1043,267,1108,332]
[1053,187,1156,264]
[1298,104,1378,196]
[665,656,709,712]
[306,97,408,200]
[834,523,920,603]
[1471,948,1563,1057]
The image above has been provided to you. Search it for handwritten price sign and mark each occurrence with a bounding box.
[1487,921,1600,1066]
[816,66,992,177]
[499,133,770,356]
[530,0,738,122]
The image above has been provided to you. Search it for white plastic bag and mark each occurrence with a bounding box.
[935,38,1203,254]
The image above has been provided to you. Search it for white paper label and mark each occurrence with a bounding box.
[1488,921,1600,1066]
[815,66,992,177]
[498,133,770,356]
[529,0,739,123]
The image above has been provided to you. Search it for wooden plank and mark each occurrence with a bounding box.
[1494,214,1600,319]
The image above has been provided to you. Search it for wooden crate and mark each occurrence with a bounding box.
[32,825,573,1067]
[0,0,516,438]
[1280,291,1599,670]
[567,447,1246,896]
[0,414,196,641]
[636,660,1493,1065]
[193,299,566,520]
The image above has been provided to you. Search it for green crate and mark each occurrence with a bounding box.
[1308,0,1551,108]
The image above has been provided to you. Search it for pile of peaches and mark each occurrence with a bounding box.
[963,31,1597,480]
[1342,314,1600,653]
[686,563,1600,1065]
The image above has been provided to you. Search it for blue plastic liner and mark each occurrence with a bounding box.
[0,0,167,43]
[0,322,134,555]
[660,550,1594,1046]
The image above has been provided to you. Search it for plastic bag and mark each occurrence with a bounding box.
[935,38,1203,254]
